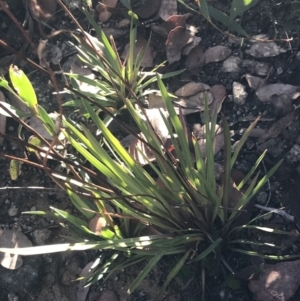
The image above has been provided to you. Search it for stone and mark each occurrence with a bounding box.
[232,82,248,106]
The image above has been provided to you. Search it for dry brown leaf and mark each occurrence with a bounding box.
[258,111,295,144]
[89,215,107,235]
[249,261,300,301]
[28,0,57,23]
[121,35,154,68]
[0,229,32,270]
[208,85,226,118]
[204,45,231,64]
[175,82,210,97]
[158,0,177,20]
[134,0,161,19]
[182,36,202,56]
[97,290,119,301]
[96,0,118,22]
[166,26,193,64]
[244,74,267,91]
[163,14,191,33]
[184,45,205,74]
[256,84,300,102]
[246,42,287,58]
[174,91,213,114]
[0,91,6,146]
[128,133,156,165]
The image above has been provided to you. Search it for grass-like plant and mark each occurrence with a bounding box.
[0,9,291,300]
[0,63,284,299]
[63,8,182,125]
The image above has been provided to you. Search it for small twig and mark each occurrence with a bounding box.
[255,204,295,222]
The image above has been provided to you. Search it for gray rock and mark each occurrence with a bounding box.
[232,82,248,105]
[33,229,51,245]
[286,144,300,164]
[222,56,242,73]
[258,138,284,158]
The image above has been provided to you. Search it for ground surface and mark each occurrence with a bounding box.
[1,0,300,300]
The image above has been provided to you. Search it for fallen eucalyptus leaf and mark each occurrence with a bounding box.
[244,74,267,91]
[204,45,232,64]
[258,111,295,144]
[166,26,193,64]
[158,0,177,20]
[256,84,300,102]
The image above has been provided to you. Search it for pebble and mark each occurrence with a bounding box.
[33,229,51,245]
[222,56,242,73]
[8,204,18,217]
[232,82,248,106]
[286,144,300,164]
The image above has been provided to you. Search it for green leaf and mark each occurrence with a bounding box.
[196,0,210,19]
[9,159,23,180]
[230,0,260,22]
[9,65,38,115]
[156,250,191,300]
[190,237,222,262]
[66,187,95,219]
[0,101,28,118]
[128,248,167,294]
[208,6,248,37]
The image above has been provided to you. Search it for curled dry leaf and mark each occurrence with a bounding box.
[166,26,193,64]
[0,229,32,270]
[28,0,57,23]
[258,111,295,144]
[96,0,118,23]
[89,215,107,235]
[174,82,212,115]
[163,14,191,33]
[204,45,232,64]
[182,36,202,56]
[158,0,178,20]
[256,84,300,102]
[175,82,210,97]
[209,85,226,117]
[249,261,300,301]
[121,35,154,68]
[184,45,205,74]
[244,74,267,91]
[245,42,287,58]
[134,0,161,19]
[0,91,6,146]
